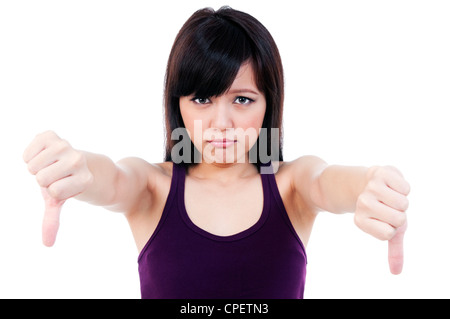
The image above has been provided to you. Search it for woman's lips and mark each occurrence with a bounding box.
[207,139,237,148]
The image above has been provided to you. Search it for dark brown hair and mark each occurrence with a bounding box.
[163,6,284,166]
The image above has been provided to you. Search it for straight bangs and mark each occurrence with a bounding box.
[171,12,255,99]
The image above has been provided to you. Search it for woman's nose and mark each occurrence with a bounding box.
[211,103,233,131]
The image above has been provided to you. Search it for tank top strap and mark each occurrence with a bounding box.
[137,162,184,262]
[260,161,307,252]
[259,161,279,199]
[173,162,187,202]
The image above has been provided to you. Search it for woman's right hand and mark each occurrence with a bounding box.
[23,131,93,247]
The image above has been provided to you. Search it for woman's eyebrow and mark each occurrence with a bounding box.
[227,88,260,95]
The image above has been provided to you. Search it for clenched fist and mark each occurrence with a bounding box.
[23,131,93,247]
[354,166,410,275]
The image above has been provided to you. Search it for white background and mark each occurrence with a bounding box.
[1,0,449,298]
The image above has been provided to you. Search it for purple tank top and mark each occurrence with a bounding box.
[138,163,307,299]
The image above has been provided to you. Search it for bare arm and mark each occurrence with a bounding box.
[75,153,154,213]
[310,164,369,214]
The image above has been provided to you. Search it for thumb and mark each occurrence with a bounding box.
[388,221,407,275]
[41,188,65,247]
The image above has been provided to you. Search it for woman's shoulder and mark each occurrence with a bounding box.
[146,161,174,192]
[274,156,327,198]
[117,158,174,193]
[118,157,173,178]
[154,161,174,177]
[276,156,327,176]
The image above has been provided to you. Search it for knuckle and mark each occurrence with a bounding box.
[384,165,401,176]
[403,181,411,196]
[22,149,30,163]
[69,151,85,171]
[35,172,49,187]
[383,228,397,241]
[396,213,407,227]
[389,212,407,229]
[376,225,397,241]
[357,193,371,210]
[36,130,58,141]
[55,139,70,152]
[366,179,378,191]
[60,138,70,148]
[399,197,409,211]
[365,180,380,193]
[27,162,37,175]
[369,165,399,181]
[47,184,64,201]
[367,166,383,179]
[72,151,83,166]
[353,214,365,230]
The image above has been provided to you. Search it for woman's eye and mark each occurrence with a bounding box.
[234,96,254,105]
[192,97,211,105]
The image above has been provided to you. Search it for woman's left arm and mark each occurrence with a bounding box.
[292,157,410,274]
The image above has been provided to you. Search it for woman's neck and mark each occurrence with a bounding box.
[187,161,259,184]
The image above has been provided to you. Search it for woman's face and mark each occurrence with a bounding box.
[179,63,266,164]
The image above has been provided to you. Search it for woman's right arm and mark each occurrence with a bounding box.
[23,131,155,246]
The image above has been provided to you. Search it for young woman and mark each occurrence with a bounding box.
[23,7,409,299]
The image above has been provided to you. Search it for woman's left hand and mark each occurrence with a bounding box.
[354,166,410,274]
